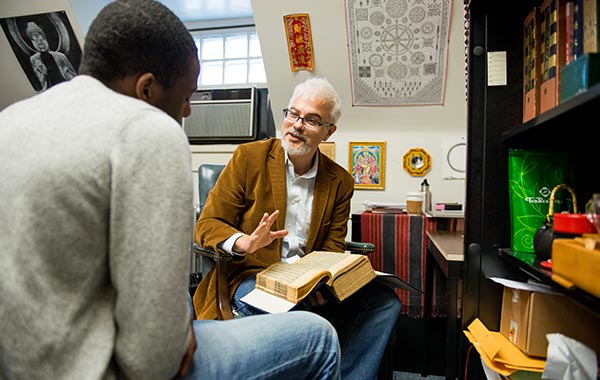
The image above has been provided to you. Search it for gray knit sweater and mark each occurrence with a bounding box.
[0,76,194,380]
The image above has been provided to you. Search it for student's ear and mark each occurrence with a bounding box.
[135,72,157,101]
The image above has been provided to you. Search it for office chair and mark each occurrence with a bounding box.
[191,163,375,321]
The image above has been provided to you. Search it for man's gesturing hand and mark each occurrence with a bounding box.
[233,210,288,254]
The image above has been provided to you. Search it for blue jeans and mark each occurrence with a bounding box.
[233,274,402,380]
[183,311,340,380]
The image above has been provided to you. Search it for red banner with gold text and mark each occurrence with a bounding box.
[283,13,314,72]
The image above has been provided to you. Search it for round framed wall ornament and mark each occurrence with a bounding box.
[402,147,431,176]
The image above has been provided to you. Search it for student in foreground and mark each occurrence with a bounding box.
[193,76,402,380]
[0,1,340,379]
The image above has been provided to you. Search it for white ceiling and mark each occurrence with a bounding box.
[68,0,254,34]
[160,0,253,22]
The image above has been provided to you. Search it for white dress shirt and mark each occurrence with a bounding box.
[281,152,317,262]
[221,151,318,263]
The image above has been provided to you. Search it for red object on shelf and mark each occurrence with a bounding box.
[553,213,596,234]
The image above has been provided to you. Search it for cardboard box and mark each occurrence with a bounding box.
[498,279,600,358]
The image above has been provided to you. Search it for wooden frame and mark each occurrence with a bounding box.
[348,141,386,190]
[319,141,336,160]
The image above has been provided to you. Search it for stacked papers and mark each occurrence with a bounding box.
[429,210,464,218]
[363,201,406,214]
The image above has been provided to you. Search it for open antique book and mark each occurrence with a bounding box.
[241,251,421,313]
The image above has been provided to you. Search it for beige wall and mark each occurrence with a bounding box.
[250,0,467,217]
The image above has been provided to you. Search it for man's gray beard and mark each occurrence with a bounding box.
[280,134,312,155]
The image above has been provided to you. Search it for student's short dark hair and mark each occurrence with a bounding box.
[79,0,197,89]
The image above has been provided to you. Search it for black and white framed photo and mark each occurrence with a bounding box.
[1,11,82,92]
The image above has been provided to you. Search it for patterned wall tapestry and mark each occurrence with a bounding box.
[345,0,452,106]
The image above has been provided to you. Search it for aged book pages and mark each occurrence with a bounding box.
[255,251,375,304]
[242,251,422,313]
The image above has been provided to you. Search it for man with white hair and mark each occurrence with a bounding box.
[194,76,402,380]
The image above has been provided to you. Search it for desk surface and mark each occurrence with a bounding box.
[426,230,464,262]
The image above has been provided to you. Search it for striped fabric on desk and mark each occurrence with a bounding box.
[361,213,462,318]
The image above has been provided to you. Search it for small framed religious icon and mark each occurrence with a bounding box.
[348,141,386,190]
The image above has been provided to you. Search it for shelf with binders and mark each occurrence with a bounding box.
[521,0,600,122]
[465,0,600,351]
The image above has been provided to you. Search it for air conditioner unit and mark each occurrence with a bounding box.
[183,87,275,144]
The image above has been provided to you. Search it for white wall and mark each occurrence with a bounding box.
[0,1,84,110]
[250,0,467,217]
[0,0,467,219]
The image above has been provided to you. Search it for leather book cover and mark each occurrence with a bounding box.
[573,0,585,58]
[583,0,599,53]
[566,1,574,63]
[540,0,567,114]
[523,7,542,122]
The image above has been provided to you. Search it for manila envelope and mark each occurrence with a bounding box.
[463,318,546,376]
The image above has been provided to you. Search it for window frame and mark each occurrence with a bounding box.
[190,24,267,88]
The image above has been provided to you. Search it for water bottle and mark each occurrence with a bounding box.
[421,179,432,214]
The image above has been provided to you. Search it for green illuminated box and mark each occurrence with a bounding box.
[560,53,600,102]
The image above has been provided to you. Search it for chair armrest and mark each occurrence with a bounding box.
[192,243,230,261]
[191,242,236,320]
[192,243,246,263]
[346,241,375,255]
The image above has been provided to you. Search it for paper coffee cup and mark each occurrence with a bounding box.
[406,191,423,214]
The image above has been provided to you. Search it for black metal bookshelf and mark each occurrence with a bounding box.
[498,248,600,313]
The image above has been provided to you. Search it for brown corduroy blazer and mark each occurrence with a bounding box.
[192,138,354,320]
